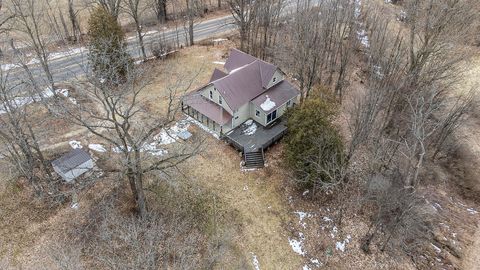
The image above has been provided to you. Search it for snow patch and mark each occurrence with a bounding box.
[243,122,257,136]
[294,211,312,229]
[0,87,74,114]
[112,146,132,153]
[331,226,338,238]
[310,258,321,267]
[88,144,107,153]
[431,243,441,253]
[323,216,333,222]
[69,140,83,149]
[154,119,191,145]
[357,29,370,48]
[335,235,351,252]
[302,190,310,196]
[141,142,168,156]
[467,208,478,214]
[260,95,276,111]
[303,265,311,270]
[288,232,306,256]
[49,47,88,61]
[1,63,20,72]
[251,253,260,270]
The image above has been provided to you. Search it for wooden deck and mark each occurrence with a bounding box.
[223,118,288,153]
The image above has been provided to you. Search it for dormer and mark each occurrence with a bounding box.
[265,69,285,89]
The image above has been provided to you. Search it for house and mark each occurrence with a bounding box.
[52,148,94,182]
[183,48,300,135]
[182,49,300,168]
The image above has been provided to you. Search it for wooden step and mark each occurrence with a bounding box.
[244,150,265,169]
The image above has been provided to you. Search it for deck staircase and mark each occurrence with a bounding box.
[243,149,265,169]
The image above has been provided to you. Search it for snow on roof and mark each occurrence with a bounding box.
[260,95,276,111]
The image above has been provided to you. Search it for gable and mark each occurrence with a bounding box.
[209,68,228,82]
[198,84,233,114]
[224,48,257,73]
[213,61,264,111]
[266,69,285,89]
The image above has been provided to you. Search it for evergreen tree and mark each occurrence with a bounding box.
[284,96,346,192]
[88,6,132,85]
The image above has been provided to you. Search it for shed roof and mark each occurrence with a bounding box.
[51,148,92,174]
[251,81,300,113]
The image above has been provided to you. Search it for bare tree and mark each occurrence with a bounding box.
[123,0,148,60]
[227,0,257,51]
[7,0,56,90]
[87,0,122,19]
[68,0,83,43]
[59,44,203,217]
[348,2,478,257]
[182,0,204,46]
[275,0,356,102]
[0,64,53,196]
[150,0,168,23]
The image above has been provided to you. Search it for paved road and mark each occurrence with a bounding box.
[5,15,236,89]
[4,0,317,89]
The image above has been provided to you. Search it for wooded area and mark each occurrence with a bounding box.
[0,0,479,268]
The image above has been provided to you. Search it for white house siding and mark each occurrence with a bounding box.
[199,84,233,115]
[250,95,298,126]
[250,103,266,124]
[54,159,94,182]
[232,102,250,128]
[266,70,285,89]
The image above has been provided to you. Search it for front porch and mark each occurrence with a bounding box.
[224,118,288,153]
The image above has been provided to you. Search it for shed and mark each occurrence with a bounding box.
[52,148,93,182]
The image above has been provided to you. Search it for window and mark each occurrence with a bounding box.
[255,110,260,117]
[209,90,213,99]
[287,100,291,107]
[267,110,277,124]
[273,77,276,83]
[235,116,239,120]
[219,96,223,104]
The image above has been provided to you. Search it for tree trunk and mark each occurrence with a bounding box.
[136,25,147,60]
[189,19,194,46]
[157,0,167,24]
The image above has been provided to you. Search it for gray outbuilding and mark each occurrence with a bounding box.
[52,148,93,182]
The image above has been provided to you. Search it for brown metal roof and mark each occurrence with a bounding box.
[209,68,228,82]
[251,81,300,113]
[184,49,298,118]
[224,48,257,73]
[212,61,264,110]
[183,92,232,125]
